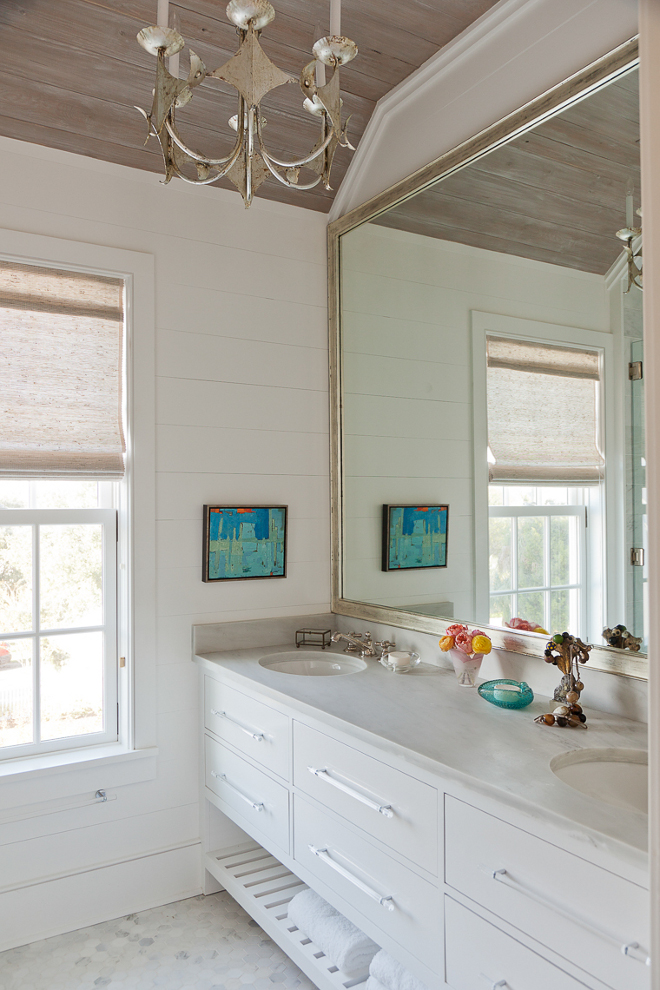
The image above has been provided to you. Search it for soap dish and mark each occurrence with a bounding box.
[478,679,534,709]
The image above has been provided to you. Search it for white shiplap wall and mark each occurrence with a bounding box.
[0,136,329,949]
[341,223,609,619]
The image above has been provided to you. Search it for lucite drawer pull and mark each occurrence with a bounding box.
[211,709,264,741]
[307,766,394,817]
[210,770,264,811]
[486,867,650,965]
[308,844,394,910]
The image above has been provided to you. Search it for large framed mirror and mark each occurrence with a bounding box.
[329,37,646,678]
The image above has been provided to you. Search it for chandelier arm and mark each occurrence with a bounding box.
[164,103,245,169]
[259,150,324,190]
[165,161,230,186]
[256,114,334,168]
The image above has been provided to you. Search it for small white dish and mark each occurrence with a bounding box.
[379,650,420,673]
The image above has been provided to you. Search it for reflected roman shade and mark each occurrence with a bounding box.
[486,335,604,483]
[0,260,125,478]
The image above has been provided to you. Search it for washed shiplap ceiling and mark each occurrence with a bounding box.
[0,0,501,212]
[373,71,641,275]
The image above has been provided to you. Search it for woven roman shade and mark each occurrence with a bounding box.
[0,260,125,478]
[486,336,604,483]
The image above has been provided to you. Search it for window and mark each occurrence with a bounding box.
[0,259,126,759]
[488,485,586,635]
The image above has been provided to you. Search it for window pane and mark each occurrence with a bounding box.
[538,487,569,505]
[34,481,98,509]
[40,632,103,740]
[40,524,103,630]
[551,589,569,634]
[489,517,512,592]
[489,595,512,626]
[0,525,33,634]
[517,517,544,588]
[550,516,570,586]
[488,486,504,506]
[0,638,33,748]
[0,481,29,508]
[517,591,545,628]
[503,487,537,506]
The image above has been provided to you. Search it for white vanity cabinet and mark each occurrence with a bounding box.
[198,662,650,990]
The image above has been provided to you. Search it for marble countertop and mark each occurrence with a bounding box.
[195,644,649,870]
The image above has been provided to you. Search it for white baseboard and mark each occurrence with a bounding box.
[0,841,202,952]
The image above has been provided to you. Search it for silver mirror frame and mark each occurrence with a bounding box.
[328,36,646,680]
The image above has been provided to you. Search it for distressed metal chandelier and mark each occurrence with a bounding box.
[616,188,643,292]
[136,0,358,207]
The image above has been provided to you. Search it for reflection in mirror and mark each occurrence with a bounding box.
[339,65,646,659]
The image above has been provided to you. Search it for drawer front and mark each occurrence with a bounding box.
[445,896,588,990]
[205,676,290,779]
[445,796,649,990]
[294,793,441,974]
[293,721,438,874]
[205,735,289,853]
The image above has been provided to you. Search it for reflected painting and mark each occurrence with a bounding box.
[382,505,449,572]
[203,505,287,582]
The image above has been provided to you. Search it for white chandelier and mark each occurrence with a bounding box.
[136,0,358,207]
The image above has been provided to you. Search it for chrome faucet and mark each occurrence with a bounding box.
[331,631,396,659]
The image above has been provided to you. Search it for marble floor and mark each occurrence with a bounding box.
[0,891,318,990]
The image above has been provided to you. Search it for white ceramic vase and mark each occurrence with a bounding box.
[449,648,483,687]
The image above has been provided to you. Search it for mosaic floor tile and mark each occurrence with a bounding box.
[0,892,318,990]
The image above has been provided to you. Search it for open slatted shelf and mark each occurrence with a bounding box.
[206,841,370,990]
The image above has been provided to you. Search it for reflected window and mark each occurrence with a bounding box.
[488,485,586,636]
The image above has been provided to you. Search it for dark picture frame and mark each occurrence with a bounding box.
[382,504,449,572]
[202,505,288,582]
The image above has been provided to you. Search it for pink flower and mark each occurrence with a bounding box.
[506,617,536,632]
[454,630,474,655]
[446,623,468,638]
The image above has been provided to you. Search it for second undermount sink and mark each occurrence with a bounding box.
[550,748,648,814]
[258,651,368,676]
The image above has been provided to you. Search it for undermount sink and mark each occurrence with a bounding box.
[258,651,367,676]
[550,748,648,814]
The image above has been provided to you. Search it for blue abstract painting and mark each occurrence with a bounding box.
[203,506,287,581]
[383,504,448,571]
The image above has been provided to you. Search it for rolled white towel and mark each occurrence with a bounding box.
[366,977,389,990]
[369,950,428,990]
[288,888,379,977]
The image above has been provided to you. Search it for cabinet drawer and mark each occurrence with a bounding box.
[445,897,588,990]
[205,677,290,779]
[294,793,441,974]
[205,735,289,854]
[445,796,649,990]
[293,722,437,874]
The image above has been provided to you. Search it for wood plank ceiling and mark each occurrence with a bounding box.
[0,0,500,212]
[372,71,641,275]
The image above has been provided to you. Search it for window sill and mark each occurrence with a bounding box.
[0,745,159,817]
[0,743,158,782]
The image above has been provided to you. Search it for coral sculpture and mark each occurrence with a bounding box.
[602,624,643,652]
[534,632,591,728]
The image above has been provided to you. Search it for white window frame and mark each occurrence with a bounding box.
[472,311,619,632]
[488,502,587,636]
[0,506,118,757]
[0,230,156,793]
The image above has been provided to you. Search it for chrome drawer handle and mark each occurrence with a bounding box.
[486,867,650,966]
[308,844,394,910]
[308,766,394,817]
[211,709,264,741]
[210,770,264,812]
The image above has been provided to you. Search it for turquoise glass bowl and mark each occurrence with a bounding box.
[478,678,534,709]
